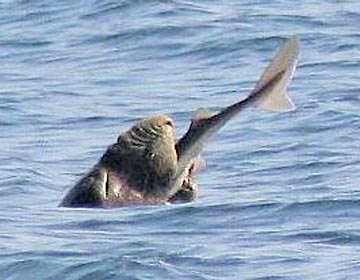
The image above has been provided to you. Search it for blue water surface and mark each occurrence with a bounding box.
[0,0,359,279]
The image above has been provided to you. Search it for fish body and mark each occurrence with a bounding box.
[169,37,299,196]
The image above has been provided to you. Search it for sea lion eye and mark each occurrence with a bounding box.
[165,120,173,127]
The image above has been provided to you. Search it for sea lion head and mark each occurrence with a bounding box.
[135,115,177,177]
[117,115,177,197]
[138,115,175,140]
[117,115,175,150]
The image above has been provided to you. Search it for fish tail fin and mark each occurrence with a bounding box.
[252,36,300,112]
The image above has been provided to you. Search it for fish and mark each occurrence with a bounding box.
[169,37,300,197]
[60,37,300,208]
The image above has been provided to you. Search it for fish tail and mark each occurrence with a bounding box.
[251,36,300,112]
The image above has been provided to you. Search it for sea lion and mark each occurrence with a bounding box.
[61,116,203,207]
[61,37,300,208]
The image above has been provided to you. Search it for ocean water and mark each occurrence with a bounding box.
[0,0,359,279]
